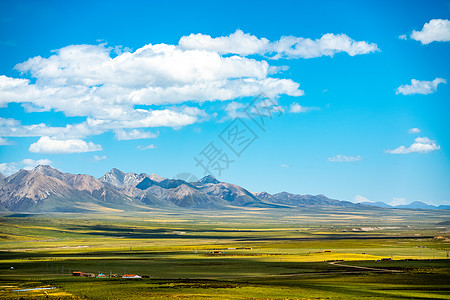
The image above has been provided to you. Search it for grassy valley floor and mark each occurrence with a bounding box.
[0,207,449,299]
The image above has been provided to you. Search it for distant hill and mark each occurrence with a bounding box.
[360,200,449,210]
[0,165,447,213]
[360,201,393,208]
[267,192,360,208]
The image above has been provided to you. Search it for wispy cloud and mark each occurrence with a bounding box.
[289,103,319,113]
[137,144,156,150]
[94,155,107,161]
[408,128,420,134]
[114,129,159,140]
[328,155,362,162]
[0,137,12,145]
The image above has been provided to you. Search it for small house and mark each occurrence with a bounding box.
[122,274,142,279]
[72,271,95,277]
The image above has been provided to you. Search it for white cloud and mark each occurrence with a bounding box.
[21,158,52,169]
[270,33,379,59]
[289,103,319,113]
[280,164,289,168]
[408,128,420,134]
[0,158,52,176]
[0,108,202,139]
[224,102,247,119]
[389,197,407,206]
[93,155,107,161]
[410,19,450,44]
[29,136,102,154]
[328,155,362,162]
[179,30,270,56]
[114,129,159,140]
[137,144,156,150]
[396,78,446,95]
[398,34,407,40]
[0,163,17,176]
[0,35,306,142]
[0,137,11,145]
[354,195,370,203]
[222,97,285,121]
[386,136,440,154]
[0,30,378,143]
[3,42,302,118]
[180,30,379,59]
[246,98,285,118]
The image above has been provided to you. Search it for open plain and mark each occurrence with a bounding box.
[0,207,449,299]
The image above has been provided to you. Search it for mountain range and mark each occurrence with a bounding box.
[0,165,447,213]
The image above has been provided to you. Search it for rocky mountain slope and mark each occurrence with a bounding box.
[0,165,393,213]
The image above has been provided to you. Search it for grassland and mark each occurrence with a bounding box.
[0,207,449,299]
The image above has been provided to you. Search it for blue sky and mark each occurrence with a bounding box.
[0,0,449,206]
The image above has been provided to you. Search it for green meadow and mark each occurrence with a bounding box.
[0,207,449,299]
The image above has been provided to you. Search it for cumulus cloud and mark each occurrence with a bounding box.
[0,158,52,176]
[386,136,440,154]
[354,195,370,203]
[408,128,420,134]
[114,129,159,140]
[389,197,407,206]
[396,78,446,95]
[22,158,52,169]
[398,34,407,40]
[289,103,319,113]
[0,30,378,145]
[270,33,379,59]
[3,42,302,117]
[179,30,270,56]
[180,30,379,59]
[0,35,306,143]
[328,155,362,162]
[137,144,156,150]
[410,19,450,44]
[29,136,102,154]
